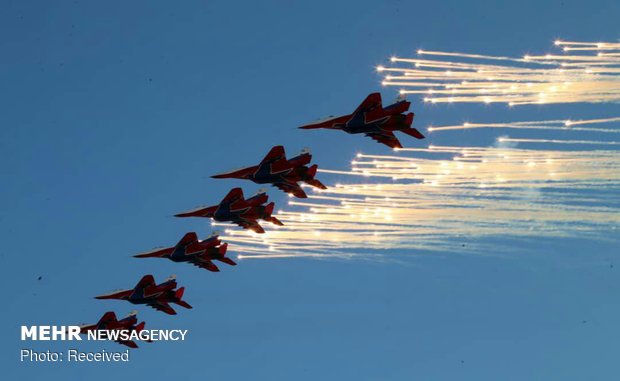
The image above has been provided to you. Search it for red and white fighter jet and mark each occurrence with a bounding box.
[299,92,424,149]
[134,232,235,272]
[174,188,283,234]
[211,145,327,198]
[95,275,192,315]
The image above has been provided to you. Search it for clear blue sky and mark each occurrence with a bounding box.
[2,1,619,380]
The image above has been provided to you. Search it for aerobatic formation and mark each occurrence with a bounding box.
[81,88,426,347]
[81,40,619,348]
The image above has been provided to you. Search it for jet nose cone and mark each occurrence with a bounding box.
[174,210,203,218]
[95,289,125,299]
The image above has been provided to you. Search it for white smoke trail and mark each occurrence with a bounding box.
[378,40,620,105]
[224,125,620,261]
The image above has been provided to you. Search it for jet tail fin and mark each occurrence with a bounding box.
[264,202,275,216]
[287,149,312,167]
[405,112,415,127]
[219,243,228,256]
[173,287,192,308]
[304,165,327,189]
[175,286,185,300]
[263,202,283,225]
[246,189,269,206]
[217,243,237,266]
[170,288,190,307]
[307,164,318,177]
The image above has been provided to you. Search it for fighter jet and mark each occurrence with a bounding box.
[174,187,284,234]
[95,275,192,315]
[299,92,424,149]
[211,145,327,198]
[134,232,235,272]
[78,311,146,348]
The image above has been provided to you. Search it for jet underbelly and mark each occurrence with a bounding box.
[252,164,289,183]
[214,205,235,221]
[170,247,188,262]
[342,122,382,134]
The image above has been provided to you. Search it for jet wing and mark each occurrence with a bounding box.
[97,311,118,326]
[177,232,198,246]
[234,218,265,234]
[188,257,220,272]
[261,145,286,163]
[135,275,156,290]
[222,187,245,203]
[366,131,403,149]
[274,181,308,198]
[146,300,176,315]
[354,92,383,114]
